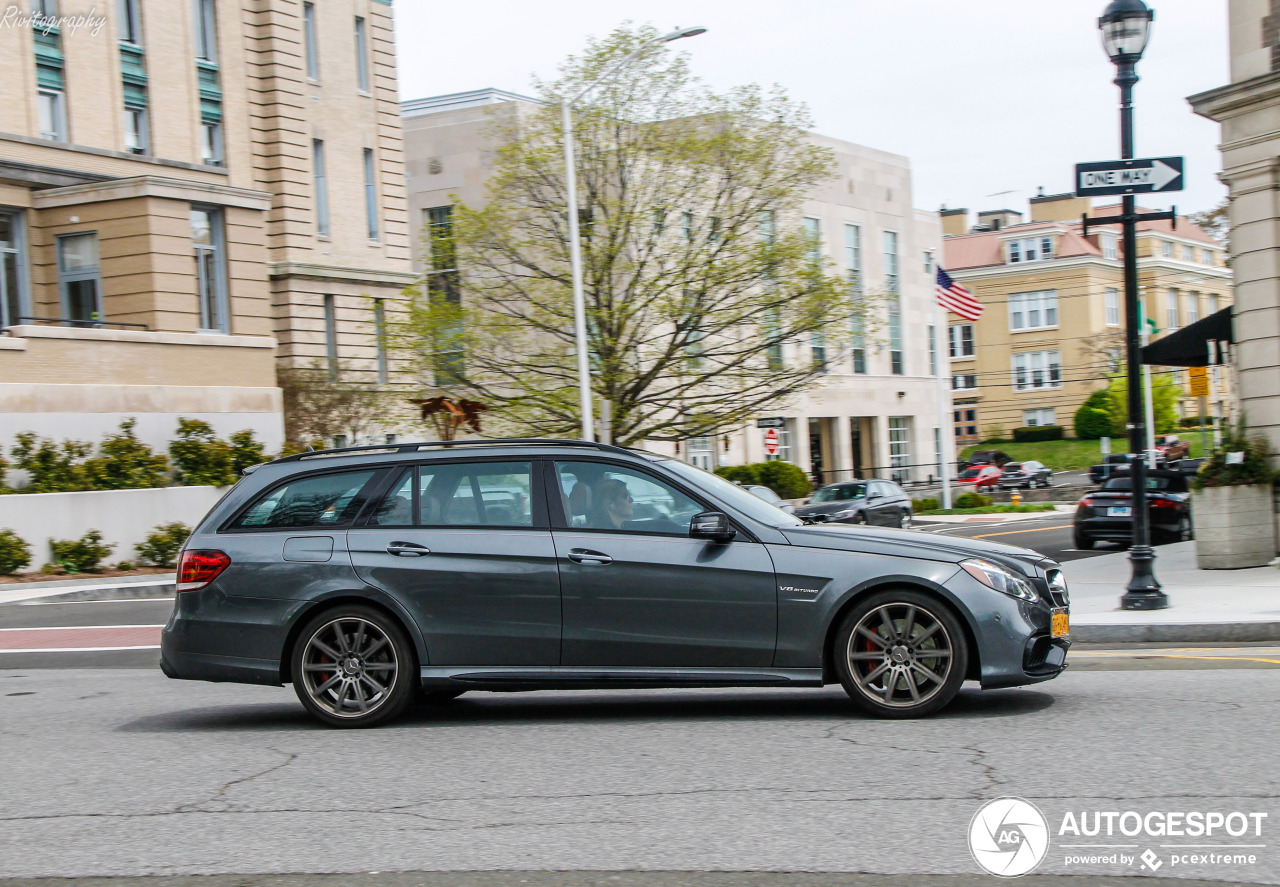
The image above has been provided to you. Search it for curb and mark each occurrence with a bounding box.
[39,582,177,602]
[1072,621,1280,644]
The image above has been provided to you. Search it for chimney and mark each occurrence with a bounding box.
[976,209,1023,232]
[1029,192,1091,223]
[940,206,968,237]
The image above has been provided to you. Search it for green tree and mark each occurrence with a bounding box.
[397,25,877,445]
[1105,370,1183,436]
[1074,389,1116,439]
[169,418,236,487]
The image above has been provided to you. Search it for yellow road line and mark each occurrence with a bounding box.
[975,525,1073,538]
[1072,652,1280,665]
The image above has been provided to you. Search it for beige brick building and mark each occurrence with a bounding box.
[0,0,413,452]
[940,194,1231,444]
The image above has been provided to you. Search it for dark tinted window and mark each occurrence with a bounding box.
[812,483,866,503]
[1103,475,1188,493]
[232,470,376,529]
[368,461,534,528]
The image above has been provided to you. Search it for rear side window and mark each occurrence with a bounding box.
[367,461,535,528]
[231,470,377,530]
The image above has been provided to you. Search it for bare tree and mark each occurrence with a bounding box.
[394,25,879,446]
[278,360,390,446]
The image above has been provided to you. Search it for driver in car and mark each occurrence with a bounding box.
[591,478,634,529]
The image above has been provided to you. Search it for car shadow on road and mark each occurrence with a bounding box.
[116,686,1054,733]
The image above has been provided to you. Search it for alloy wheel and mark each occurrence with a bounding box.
[845,602,953,709]
[300,616,399,719]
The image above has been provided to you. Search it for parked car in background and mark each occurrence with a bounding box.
[1072,470,1194,550]
[997,461,1053,490]
[1167,457,1206,477]
[1152,434,1190,465]
[793,480,913,528]
[957,465,1002,491]
[745,484,796,514]
[958,449,1012,471]
[1088,453,1134,485]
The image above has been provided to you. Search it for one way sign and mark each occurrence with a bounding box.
[1075,157,1184,196]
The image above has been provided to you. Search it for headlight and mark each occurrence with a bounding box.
[831,508,858,519]
[959,558,1040,603]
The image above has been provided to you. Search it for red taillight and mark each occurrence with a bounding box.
[177,550,231,592]
[1150,498,1178,509]
[1079,496,1095,508]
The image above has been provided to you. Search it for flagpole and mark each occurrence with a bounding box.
[934,296,955,511]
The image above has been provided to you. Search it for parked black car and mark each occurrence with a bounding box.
[1167,457,1206,478]
[793,480,913,528]
[996,460,1053,490]
[1088,453,1134,485]
[1073,470,1194,550]
[958,449,1012,471]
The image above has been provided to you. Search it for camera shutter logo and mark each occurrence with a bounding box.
[969,797,1051,877]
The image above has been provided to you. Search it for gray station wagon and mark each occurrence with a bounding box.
[160,439,1071,727]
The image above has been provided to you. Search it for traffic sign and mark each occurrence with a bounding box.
[763,428,780,456]
[1187,366,1209,398]
[756,417,786,429]
[1075,157,1184,196]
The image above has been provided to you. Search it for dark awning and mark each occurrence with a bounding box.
[1140,306,1233,367]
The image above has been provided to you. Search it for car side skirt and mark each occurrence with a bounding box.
[419,666,825,691]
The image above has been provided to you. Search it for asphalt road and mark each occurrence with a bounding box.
[914,510,1159,563]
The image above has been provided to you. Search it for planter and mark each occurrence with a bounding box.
[1192,484,1279,569]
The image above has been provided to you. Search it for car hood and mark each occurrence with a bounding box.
[779,524,1050,577]
[793,501,864,516]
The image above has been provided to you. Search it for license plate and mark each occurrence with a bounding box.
[1051,608,1069,638]
[1108,506,1131,517]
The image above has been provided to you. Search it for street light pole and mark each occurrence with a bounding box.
[560,26,707,441]
[1097,0,1168,609]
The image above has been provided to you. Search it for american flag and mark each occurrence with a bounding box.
[936,266,982,321]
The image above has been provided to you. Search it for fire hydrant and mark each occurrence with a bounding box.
[1011,490,1022,507]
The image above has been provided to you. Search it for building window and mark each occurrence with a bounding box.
[888,417,910,484]
[323,294,337,377]
[191,207,228,333]
[803,217,821,264]
[923,249,934,275]
[1105,287,1120,326]
[888,296,903,375]
[57,233,101,325]
[682,211,694,242]
[686,436,713,471]
[954,408,978,441]
[117,0,142,43]
[844,223,861,293]
[952,373,977,391]
[927,324,937,376]
[811,332,826,371]
[851,314,866,374]
[1008,290,1058,331]
[0,212,30,328]
[374,299,388,385]
[1007,236,1053,264]
[764,419,793,462]
[37,90,66,141]
[883,230,898,293]
[758,209,775,243]
[1209,293,1220,314]
[1182,243,1195,262]
[193,0,217,61]
[1166,288,1179,331]
[1012,350,1062,391]
[124,107,148,154]
[1161,240,1173,258]
[1023,408,1056,427]
[354,15,369,92]
[426,206,464,383]
[764,307,783,372]
[199,121,223,166]
[303,2,320,80]
[949,323,974,358]
[1185,292,1199,324]
[363,148,379,241]
[1101,233,1119,260]
[313,139,329,236]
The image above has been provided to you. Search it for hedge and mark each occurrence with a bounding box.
[1012,425,1065,442]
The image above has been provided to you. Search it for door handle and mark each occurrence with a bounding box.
[386,541,430,557]
[567,548,612,566]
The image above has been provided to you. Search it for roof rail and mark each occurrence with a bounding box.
[270,437,644,464]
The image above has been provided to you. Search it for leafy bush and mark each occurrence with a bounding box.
[714,465,759,485]
[0,529,32,575]
[115,561,135,572]
[754,460,811,499]
[1074,390,1116,439]
[10,432,93,492]
[169,418,236,486]
[1012,425,1065,442]
[229,430,268,476]
[49,530,114,573]
[954,492,993,509]
[912,497,940,513]
[1191,425,1278,490]
[83,419,169,490]
[136,522,192,568]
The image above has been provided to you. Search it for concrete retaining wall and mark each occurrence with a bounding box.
[0,486,227,567]
[1193,484,1279,569]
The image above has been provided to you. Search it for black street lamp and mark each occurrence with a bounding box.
[1098,0,1169,610]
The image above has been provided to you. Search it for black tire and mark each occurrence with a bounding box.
[419,689,467,704]
[1073,530,1095,550]
[832,589,969,719]
[898,510,912,529]
[1177,515,1193,542]
[291,604,416,728]
[852,512,867,525]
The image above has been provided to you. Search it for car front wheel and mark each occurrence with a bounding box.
[833,590,968,719]
[291,605,416,728]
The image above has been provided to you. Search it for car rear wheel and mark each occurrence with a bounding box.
[833,590,968,719]
[1177,515,1193,542]
[291,605,416,728]
[1073,530,1095,550]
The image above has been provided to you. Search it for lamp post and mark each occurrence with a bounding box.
[561,26,706,441]
[1098,0,1169,609]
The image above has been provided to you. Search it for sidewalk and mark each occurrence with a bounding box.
[0,574,176,606]
[1065,541,1280,643]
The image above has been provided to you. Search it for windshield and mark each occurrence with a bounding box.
[959,468,982,479]
[662,460,803,527]
[811,483,866,503]
[1103,476,1188,493]
[1002,463,1023,473]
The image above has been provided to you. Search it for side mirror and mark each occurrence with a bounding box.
[690,511,736,542]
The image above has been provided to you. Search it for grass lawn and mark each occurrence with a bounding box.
[959,434,1211,472]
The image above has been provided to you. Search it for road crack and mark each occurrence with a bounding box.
[176,748,298,813]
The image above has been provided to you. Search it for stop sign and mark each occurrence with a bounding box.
[763,428,780,456]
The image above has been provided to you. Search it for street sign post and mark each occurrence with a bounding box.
[1075,156,1184,196]
[756,417,786,429]
[1187,366,1209,399]
[763,428,780,456]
